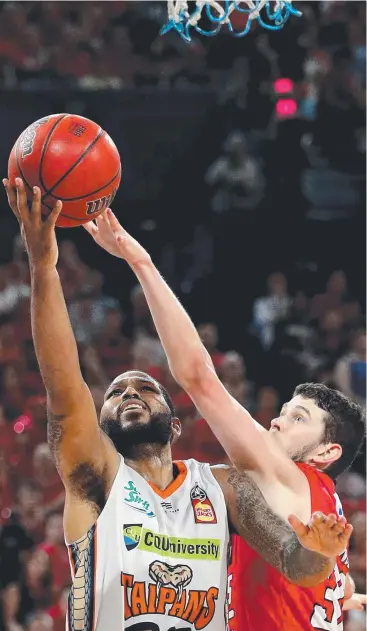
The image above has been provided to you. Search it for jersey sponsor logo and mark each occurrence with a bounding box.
[20,117,49,159]
[124,524,143,551]
[123,481,155,518]
[334,492,344,517]
[122,561,219,629]
[123,524,220,561]
[190,484,217,524]
[161,500,179,514]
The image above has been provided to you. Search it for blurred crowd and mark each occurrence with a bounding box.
[0,1,365,631]
[0,234,365,631]
[0,1,365,99]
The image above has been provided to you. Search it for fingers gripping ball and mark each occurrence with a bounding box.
[8,114,121,228]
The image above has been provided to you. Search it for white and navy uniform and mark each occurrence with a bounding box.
[66,457,230,631]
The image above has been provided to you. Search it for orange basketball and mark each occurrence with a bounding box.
[8,113,121,228]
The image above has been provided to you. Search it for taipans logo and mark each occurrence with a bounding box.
[122,562,219,629]
[123,480,155,518]
[191,483,217,524]
[123,524,221,561]
[20,118,49,159]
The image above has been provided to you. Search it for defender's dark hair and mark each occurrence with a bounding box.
[293,383,366,479]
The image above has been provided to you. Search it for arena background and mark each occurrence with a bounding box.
[0,2,365,630]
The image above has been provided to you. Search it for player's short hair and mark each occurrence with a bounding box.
[294,383,366,479]
[158,383,176,418]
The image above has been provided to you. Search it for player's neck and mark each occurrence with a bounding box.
[125,443,176,491]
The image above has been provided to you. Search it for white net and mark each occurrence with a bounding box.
[162,1,301,41]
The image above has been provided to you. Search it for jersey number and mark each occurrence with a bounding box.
[311,565,345,630]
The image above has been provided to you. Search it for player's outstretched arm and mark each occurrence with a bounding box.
[83,211,288,475]
[3,180,118,536]
[215,467,352,587]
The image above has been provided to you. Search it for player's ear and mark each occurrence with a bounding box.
[310,443,342,470]
[170,417,181,444]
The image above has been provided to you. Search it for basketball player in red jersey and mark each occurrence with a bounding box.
[82,209,366,631]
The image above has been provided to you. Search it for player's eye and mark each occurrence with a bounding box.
[108,389,122,398]
[141,385,155,393]
[294,415,304,423]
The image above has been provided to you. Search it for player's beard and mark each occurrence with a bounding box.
[290,438,320,464]
[100,410,173,458]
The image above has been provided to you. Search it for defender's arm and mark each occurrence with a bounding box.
[90,213,285,475]
[213,467,352,587]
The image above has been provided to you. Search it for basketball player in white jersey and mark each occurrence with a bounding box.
[4,178,353,631]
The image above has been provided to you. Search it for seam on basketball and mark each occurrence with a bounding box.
[40,128,104,202]
[39,114,69,194]
[44,166,121,202]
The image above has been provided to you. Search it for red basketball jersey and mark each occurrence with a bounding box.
[226,463,349,631]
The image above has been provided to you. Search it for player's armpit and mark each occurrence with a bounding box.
[213,467,334,587]
[48,385,120,543]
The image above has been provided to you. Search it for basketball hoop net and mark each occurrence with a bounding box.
[161,0,301,42]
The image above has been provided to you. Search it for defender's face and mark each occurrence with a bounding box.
[269,395,326,461]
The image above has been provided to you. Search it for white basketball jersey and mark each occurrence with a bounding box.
[66,457,230,631]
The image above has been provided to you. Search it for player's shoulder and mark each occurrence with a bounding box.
[179,459,231,487]
[177,458,227,475]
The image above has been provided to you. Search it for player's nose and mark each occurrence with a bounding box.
[122,386,140,400]
[270,417,283,431]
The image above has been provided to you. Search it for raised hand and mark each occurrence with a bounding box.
[343,593,367,611]
[83,209,151,268]
[288,512,353,558]
[3,178,62,271]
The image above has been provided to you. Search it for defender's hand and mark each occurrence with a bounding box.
[343,593,367,611]
[3,178,62,271]
[288,512,353,558]
[83,209,151,268]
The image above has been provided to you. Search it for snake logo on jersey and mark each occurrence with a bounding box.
[122,561,219,629]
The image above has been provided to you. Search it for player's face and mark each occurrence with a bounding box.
[269,395,327,462]
[100,371,175,456]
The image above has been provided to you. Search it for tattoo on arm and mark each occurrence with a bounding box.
[47,411,66,459]
[47,409,108,514]
[227,470,330,582]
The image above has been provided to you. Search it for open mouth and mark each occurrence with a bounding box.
[120,400,147,414]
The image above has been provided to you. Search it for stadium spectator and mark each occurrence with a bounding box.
[197,322,224,370]
[252,272,291,349]
[38,513,69,603]
[205,131,265,213]
[334,329,366,407]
